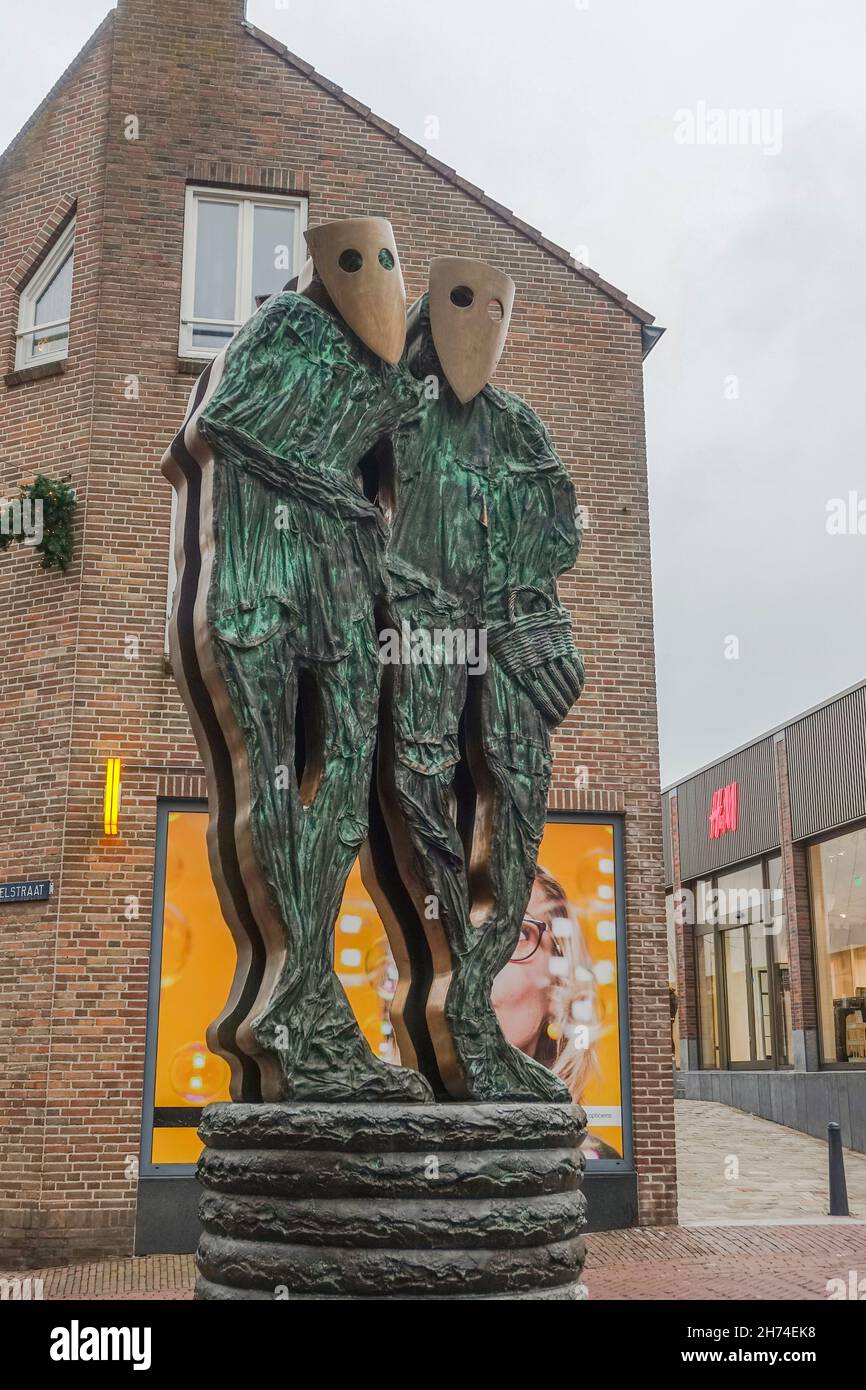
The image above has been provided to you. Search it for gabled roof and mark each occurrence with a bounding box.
[243,20,659,344]
[0,6,660,350]
[0,12,115,174]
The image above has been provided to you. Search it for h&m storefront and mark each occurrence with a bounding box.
[664,680,866,1146]
[137,807,637,1251]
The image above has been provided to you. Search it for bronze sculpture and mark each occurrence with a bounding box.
[163,219,588,1299]
[367,261,584,1103]
[164,218,431,1104]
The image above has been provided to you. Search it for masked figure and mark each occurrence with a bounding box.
[366,259,585,1102]
[163,218,432,1104]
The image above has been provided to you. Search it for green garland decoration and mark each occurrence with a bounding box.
[0,474,76,571]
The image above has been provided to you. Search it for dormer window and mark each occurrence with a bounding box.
[16,219,75,368]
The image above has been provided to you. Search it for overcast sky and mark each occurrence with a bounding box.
[3,0,865,785]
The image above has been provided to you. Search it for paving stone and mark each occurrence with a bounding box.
[675,1098,866,1224]
[3,1102,865,1300]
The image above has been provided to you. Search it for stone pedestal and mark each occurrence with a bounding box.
[195,1101,587,1300]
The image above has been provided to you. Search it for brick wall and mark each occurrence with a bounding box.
[0,15,114,1266]
[0,0,675,1262]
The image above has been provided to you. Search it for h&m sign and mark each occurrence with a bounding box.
[709,781,739,839]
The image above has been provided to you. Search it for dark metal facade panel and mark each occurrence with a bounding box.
[662,790,673,887]
[675,738,780,882]
[786,685,866,842]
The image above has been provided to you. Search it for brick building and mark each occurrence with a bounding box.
[0,0,673,1266]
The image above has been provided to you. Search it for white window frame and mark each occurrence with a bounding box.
[15,219,76,369]
[178,186,307,359]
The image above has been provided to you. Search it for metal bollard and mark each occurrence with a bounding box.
[828,1122,850,1217]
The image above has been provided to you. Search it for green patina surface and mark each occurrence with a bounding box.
[198,290,583,1103]
[384,300,583,1101]
[200,293,430,1102]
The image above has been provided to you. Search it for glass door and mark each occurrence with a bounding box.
[692,856,792,1070]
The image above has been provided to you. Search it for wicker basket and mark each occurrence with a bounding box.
[487,586,585,727]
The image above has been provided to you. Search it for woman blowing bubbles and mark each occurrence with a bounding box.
[491,865,620,1161]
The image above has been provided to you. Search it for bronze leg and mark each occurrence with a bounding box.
[219,610,432,1102]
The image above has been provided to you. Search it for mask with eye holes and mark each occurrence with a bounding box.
[427,256,516,404]
[304,218,407,364]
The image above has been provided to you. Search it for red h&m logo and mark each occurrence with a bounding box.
[709,781,739,839]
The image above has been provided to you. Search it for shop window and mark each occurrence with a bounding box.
[147,809,233,1164]
[179,187,306,357]
[692,855,792,1070]
[665,893,681,1067]
[748,923,773,1060]
[717,862,764,925]
[810,827,866,1064]
[697,932,720,1068]
[15,219,75,367]
[143,806,633,1170]
[724,927,752,1061]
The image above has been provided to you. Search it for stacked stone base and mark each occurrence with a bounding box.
[195,1101,587,1300]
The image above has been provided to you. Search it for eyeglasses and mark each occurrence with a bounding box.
[512,914,565,963]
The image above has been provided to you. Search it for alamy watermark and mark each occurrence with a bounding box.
[826,492,866,535]
[0,497,43,546]
[670,884,785,931]
[826,1270,866,1299]
[379,621,487,675]
[1,1276,44,1300]
[50,1322,151,1370]
[674,102,783,156]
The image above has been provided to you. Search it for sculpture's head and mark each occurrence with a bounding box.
[303,218,407,364]
[426,257,516,403]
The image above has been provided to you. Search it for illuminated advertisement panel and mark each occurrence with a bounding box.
[146,808,628,1165]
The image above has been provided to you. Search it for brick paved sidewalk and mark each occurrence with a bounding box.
[587,1221,866,1300]
[675,1099,866,1224]
[4,1101,865,1301]
[4,1223,865,1301]
[0,1254,195,1301]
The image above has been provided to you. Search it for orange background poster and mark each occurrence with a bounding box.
[152,811,624,1163]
